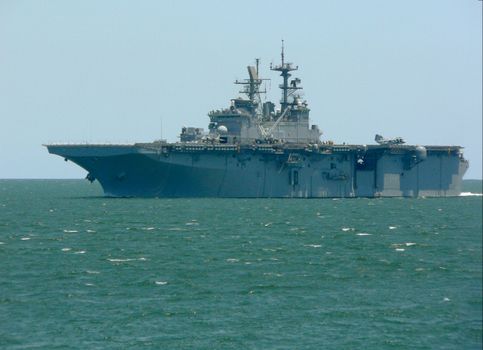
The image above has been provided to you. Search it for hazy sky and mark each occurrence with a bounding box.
[0,0,481,179]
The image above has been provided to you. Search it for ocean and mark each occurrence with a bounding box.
[0,179,481,349]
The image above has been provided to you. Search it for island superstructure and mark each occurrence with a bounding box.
[46,45,468,197]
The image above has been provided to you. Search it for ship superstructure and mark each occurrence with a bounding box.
[184,43,320,146]
[46,45,468,197]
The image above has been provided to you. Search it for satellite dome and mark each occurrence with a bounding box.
[415,146,427,160]
[217,125,228,134]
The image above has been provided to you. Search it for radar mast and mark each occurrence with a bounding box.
[270,40,302,113]
[234,59,268,116]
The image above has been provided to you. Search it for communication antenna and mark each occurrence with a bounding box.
[256,58,260,75]
[281,39,284,65]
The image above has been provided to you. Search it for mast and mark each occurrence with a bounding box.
[270,40,299,113]
[234,59,268,115]
[256,58,260,76]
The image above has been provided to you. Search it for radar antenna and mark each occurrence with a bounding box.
[234,59,270,116]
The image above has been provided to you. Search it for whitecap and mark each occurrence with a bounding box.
[86,270,100,274]
[263,272,283,277]
[460,192,483,197]
[395,248,405,252]
[108,258,136,262]
[226,258,239,263]
[74,250,86,254]
[107,257,147,262]
[443,297,450,302]
[0,242,5,245]
[356,233,371,236]
[405,242,416,246]
[143,227,155,231]
[305,244,322,248]
[63,230,78,233]
[264,222,273,227]
[86,229,96,233]
[341,227,351,232]
[155,281,168,285]
[21,237,31,241]
[85,283,94,286]
[389,226,397,230]
[61,247,71,252]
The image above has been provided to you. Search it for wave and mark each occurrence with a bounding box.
[107,257,147,262]
[460,192,483,197]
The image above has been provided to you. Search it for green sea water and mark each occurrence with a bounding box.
[0,180,481,349]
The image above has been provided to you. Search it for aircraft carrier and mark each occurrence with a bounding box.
[46,45,469,198]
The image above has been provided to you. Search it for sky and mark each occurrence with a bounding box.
[0,0,481,179]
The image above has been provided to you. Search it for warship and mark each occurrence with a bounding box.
[46,45,468,198]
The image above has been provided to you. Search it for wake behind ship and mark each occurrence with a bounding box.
[46,45,468,198]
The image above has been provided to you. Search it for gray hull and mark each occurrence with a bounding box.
[47,143,468,198]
